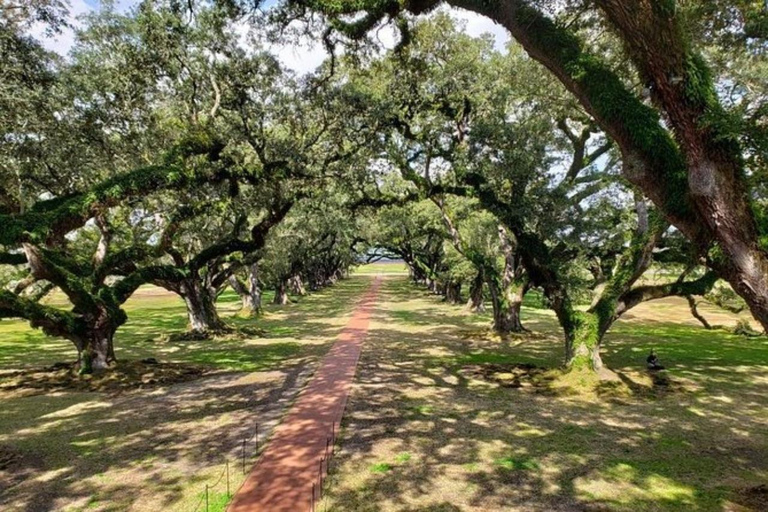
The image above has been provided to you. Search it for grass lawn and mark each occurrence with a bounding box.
[1,271,766,511]
[354,261,409,275]
[322,276,768,512]
[0,277,372,511]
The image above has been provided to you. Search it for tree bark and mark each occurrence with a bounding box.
[229,263,263,317]
[487,277,526,334]
[75,308,120,374]
[564,311,604,371]
[78,328,116,374]
[466,271,486,313]
[273,280,289,305]
[444,281,462,304]
[182,280,226,333]
[289,274,307,296]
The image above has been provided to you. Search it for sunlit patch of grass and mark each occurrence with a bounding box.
[267,326,298,337]
[354,262,408,275]
[404,402,434,416]
[493,456,540,471]
[394,452,412,463]
[198,490,232,512]
[181,342,304,372]
[369,462,393,473]
[575,468,701,511]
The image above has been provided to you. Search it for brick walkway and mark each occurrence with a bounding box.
[228,276,382,512]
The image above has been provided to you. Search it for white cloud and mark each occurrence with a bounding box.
[28,0,93,55]
[29,1,511,71]
[450,8,510,51]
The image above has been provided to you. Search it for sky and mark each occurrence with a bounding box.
[30,0,511,74]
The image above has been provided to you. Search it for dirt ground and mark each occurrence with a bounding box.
[0,366,313,511]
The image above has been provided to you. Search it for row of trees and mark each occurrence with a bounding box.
[345,15,727,369]
[0,1,376,372]
[1,0,765,373]
[293,0,767,370]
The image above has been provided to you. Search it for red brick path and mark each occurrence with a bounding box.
[228,276,382,512]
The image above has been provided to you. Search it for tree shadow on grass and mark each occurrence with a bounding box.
[323,277,768,512]
[0,276,381,511]
[0,364,312,511]
[0,276,377,374]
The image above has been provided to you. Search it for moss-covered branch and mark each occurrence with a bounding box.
[0,289,78,339]
[0,136,224,246]
[617,271,719,316]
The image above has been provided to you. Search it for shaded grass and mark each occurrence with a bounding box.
[0,276,376,511]
[323,277,768,512]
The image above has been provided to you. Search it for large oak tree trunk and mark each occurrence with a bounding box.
[289,275,306,296]
[563,311,604,371]
[79,329,115,374]
[273,280,289,305]
[230,263,263,317]
[182,281,226,333]
[444,281,462,304]
[466,272,486,313]
[488,278,526,334]
[76,311,120,374]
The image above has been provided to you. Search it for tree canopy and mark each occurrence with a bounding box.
[0,0,765,373]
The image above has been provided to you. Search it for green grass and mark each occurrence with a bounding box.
[354,261,408,275]
[321,277,768,512]
[0,277,373,372]
[493,456,540,471]
[0,276,377,512]
[369,462,394,473]
[394,452,412,463]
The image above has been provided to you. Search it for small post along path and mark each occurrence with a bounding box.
[228,276,382,512]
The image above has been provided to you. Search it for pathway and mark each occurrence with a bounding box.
[228,275,382,512]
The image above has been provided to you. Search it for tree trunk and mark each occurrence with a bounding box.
[466,272,486,313]
[273,280,289,305]
[230,263,263,317]
[76,317,118,374]
[563,311,604,371]
[488,278,526,334]
[182,281,226,333]
[444,281,462,304]
[289,275,306,296]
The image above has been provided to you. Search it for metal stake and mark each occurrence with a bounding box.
[226,460,230,497]
[242,438,247,474]
[205,484,209,512]
[311,483,315,512]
